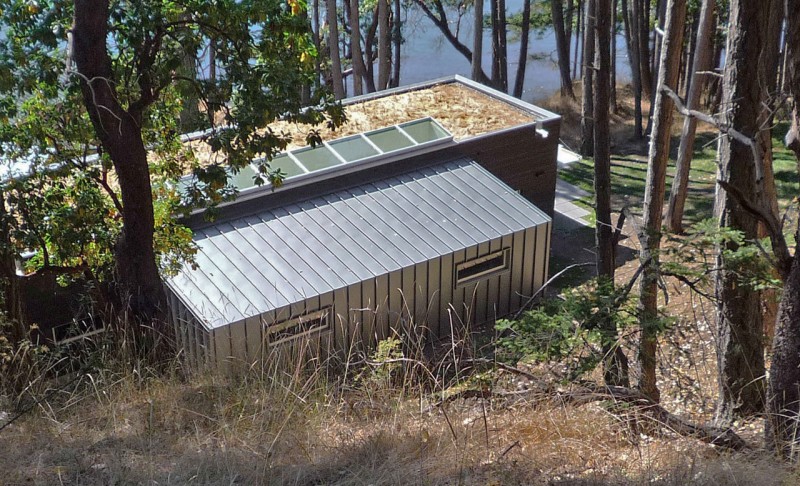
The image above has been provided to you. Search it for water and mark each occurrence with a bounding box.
[392,1,631,103]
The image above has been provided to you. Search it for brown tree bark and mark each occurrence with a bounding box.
[350,0,365,95]
[637,0,687,403]
[581,0,596,156]
[377,0,390,90]
[665,0,716,234]
[622,0,643,137]
[714,0,774,423]
[326,0,345,98]
[766,0,800,458]
[73,0,165,324]
[512,0,531,98]
[491,0,508,91]
[593,0,627,387]
[635,0,652,98]
[552,0,576,99]
[472,0,484,82]
[390,0,401,88]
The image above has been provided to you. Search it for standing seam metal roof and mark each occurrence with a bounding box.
[166,157,550,329]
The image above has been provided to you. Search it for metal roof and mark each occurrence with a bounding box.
[165,157,551,329]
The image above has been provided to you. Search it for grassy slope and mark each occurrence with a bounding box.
[3,91,800,485]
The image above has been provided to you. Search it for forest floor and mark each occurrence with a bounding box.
[1,86,799,485]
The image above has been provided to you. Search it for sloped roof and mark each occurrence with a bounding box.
[165,157,550,329]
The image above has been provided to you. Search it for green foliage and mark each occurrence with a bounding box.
[358,337,404,390]
[662,218,782,293]
[0,0,343,285]
[496,278,637,378]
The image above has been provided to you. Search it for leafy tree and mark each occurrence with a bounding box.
[0,0,344,331]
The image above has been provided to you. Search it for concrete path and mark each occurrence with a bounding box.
[554,178,591,226]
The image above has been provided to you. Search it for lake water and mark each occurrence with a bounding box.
[389,1,631,103]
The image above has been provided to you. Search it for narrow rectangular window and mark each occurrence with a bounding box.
[267,308,331,346]
[455,248,510,286]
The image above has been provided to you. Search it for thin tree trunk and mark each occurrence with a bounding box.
[391,0,401,87]
[552,0,576,99]
[636,0,652,98]
[645,0,666,136]
[377,0,390,90]
[610,0,617,111]
[472,0,484,82]
[513,0,531,98]
[313,0,322,89]
[581,0,596,156]
[73,0,165,325]
[491,0,508,91]
[327,0,345,98]
[593,0,627,387]
[714,0,773,423]
[665,0,716,234]
[637,0,687,403]
[623,0,643,137]
[350,0,364,95]
[573,0,582,81]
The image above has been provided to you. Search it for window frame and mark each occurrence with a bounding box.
[454,248,511,287]
[266,308,331,347]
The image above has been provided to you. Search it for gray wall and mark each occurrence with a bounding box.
[169,221,551,372]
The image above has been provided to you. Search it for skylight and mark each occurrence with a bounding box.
[181,117,453,199]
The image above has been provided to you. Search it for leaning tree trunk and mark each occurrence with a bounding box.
[73,0,165,325]
[512,0,531,98]
[637,0,687,403]
[593,0,627,387]
[766,0,800,458]
[580,0,596,156]
[552,0,576,99]
[665,0,716,234]
[714,0,773,423]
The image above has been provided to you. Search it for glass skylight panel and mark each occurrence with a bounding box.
[269,153,306,179]
[229,165,259,190]
[329,135,379,162]
[366,127,416,152]
[400,119,450,144]
[292,145,343,171]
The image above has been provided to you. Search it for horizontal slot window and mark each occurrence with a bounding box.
[456,249,510,286]
[267,308,330,346]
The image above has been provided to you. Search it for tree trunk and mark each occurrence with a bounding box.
[491,0,508,91]
[580,0,596,156]
[573,0,582,81]
[766,233,800,458]
[636,0,652,98]
[326,0,345,98]
[313,0,322,89]
[714,0,773,423]
[766,0,799,458]
[552,0,576,99]
[350,0,364,95]
[665,0,716,234]
[644,0,666,136]
[623,0,643,138]
[512,0,531,98]
[637,0,687,403]
[390,0,401,87]
[377,0,390,90]
[0,190,24,344]
[610,0,617,111]
[593,0,627,387]
[73,0,165,325]
[472,0,484,82]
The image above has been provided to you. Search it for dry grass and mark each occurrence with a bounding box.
[187,82,537,166]
[0,331,796,486]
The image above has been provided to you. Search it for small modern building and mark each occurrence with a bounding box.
[165,76,560,370]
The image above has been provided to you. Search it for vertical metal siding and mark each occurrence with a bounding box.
[498,234,514,316]
[426,257,441,337]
